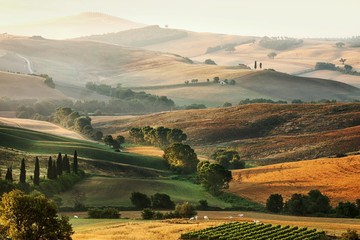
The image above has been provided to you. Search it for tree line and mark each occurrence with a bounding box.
[85,82,175,112]
[266,190,360,218]
[129,126,187,148]
[51,107,103,140]
[1,150,82,198]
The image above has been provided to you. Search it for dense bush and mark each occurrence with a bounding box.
[211,148,245,169]
[151,193,175,210]
[266,194,284,213]
[88,208,120,219]
[175,202,197,218]
[130,192,151,209]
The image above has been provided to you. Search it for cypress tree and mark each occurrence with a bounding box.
[5,167,13,182]
[254,60,257,69]
[52,161,57,179]
[56,152,63,176]
[19,158,26,184]
[63,154,71,174]
[47,156,53,180]
[73,150,78,174]
[33,157,40,185]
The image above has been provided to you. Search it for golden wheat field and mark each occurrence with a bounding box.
[229,155,360,205]
[69,210,360,239]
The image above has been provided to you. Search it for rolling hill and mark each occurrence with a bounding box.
[0,12,145,39]
[0,71,68,99]
[92,103,360,165]
[0,36,358,104]
[229,155,360,205]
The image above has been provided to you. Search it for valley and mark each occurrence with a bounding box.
[0,6,360,239]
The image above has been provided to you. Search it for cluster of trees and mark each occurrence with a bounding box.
[129,126,187,148]
[0,190,73,239]
[128,126,232,194]
[259,36,303,50]
[47,151,79,180]
[130,192,198,220]
[130,192,175,210]
[85,82,175,112]
[52,107,103,140]
[266,190,360,218]
[103,135,125,150]
[315,62,360,76]
[205,40,255,54]
[239,98,287,105]
[211,148,245,169]
[1,151,83,200]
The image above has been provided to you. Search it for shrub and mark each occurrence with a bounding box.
[141,208,155,220]
[175,202,197,218]
[88,208,120,219]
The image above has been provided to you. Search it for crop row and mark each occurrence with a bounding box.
[180,222,326,240]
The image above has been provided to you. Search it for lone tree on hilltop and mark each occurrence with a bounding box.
[268,52,277,59]
[339,57,347,65]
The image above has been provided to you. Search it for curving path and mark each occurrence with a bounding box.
[16,53,34,74]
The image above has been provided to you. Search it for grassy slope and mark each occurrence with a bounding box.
[92,103,360,165]
[0,124,236,209]
[229,155,360,205]
[60,176,231,208]
[0,125,167,171]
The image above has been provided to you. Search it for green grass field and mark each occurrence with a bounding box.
[0,125,167,171]
[60,176,232,208]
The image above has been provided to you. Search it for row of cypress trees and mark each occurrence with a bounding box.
[4,150,79,185]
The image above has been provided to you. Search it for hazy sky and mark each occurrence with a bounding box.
[1,0,359,38]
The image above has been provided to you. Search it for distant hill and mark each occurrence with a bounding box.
[0,12,145,39]
[1,37,358,104]
[92,103,360,165]
[79,25,189,47]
